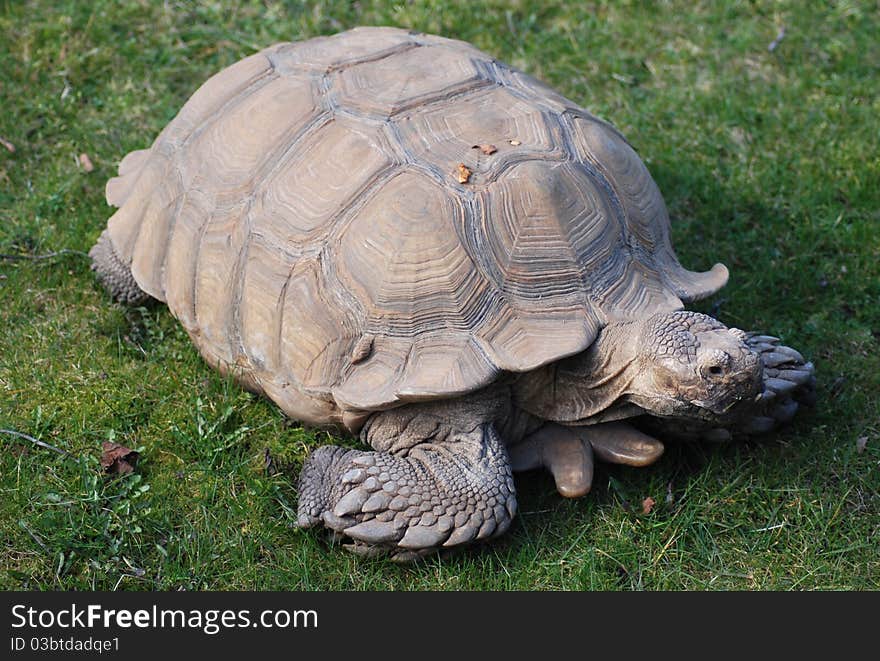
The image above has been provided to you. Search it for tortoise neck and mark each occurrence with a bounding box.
[512,319,645,424]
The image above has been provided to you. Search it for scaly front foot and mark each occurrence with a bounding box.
[297,424,517,561]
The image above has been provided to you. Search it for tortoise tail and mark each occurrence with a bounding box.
[105,148,151,208]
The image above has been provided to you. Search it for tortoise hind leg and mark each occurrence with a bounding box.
[297,408,517,562]
[89,230,151,305]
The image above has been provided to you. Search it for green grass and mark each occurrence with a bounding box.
[1,0,878,590]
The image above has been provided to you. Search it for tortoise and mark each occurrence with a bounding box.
[90,26,814,560]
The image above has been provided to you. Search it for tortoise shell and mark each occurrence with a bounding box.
[102,26,727,427]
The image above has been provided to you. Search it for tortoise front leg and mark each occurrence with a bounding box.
[508,421,665,497]
[297,411,517,562]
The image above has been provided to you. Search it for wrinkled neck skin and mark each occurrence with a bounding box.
[513,310,764,428]
[513,320,645,425]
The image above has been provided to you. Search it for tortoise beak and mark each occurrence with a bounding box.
[693,364,763,418]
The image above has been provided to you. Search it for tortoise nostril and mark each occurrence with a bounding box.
[702,349,730,377]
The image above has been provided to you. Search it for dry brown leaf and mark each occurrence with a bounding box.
[509,139,521,146]
[0,137,15,153]
[100,441,139,475]
[350,334,374,364]
[79,153,94,172]
[456,163,472,184]
[472,143,497,155]
[641,496,656,515]
[856,436,868,454]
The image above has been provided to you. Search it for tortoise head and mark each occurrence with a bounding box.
[629,311,762,422]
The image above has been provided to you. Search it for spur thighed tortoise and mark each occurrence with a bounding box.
[90,27,814,560]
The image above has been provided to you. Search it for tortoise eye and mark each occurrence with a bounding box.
[701,349,731,378]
